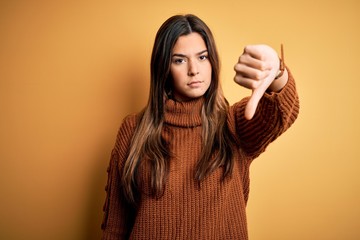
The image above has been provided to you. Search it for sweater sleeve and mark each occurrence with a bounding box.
[101,114,138,240]
[230,67,300,158]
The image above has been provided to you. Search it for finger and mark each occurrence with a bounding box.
[244,76,273,120]
[234,76,262,89]
[238,53,271,71]
[234,63,270,80]
[244,89,262,120]
[244,45,266,61]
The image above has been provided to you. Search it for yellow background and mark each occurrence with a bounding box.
[1,0,359,239]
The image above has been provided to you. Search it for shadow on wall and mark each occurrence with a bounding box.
[81,62,149,239]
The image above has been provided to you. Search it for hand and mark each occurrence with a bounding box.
[234,44,281,120]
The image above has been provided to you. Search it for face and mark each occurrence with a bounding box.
[170,32,212,102]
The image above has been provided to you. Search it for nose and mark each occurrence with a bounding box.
[187,60,199,76]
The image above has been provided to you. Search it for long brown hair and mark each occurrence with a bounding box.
[121,14,234,205]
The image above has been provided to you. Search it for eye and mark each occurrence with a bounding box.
[199,55,208,61]
[172,58,186,64]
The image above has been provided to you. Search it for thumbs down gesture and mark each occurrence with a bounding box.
[234,44,288,120]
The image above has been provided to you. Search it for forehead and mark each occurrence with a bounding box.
[172,32,207,54]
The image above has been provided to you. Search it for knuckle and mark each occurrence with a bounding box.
[251,80,261,89]
[258,62,267,71]
[254,71,262,80]
[244,45,252,53]
[233,75,241,83]
[238,55,246,63]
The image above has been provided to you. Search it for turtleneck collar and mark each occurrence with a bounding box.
[164,97,204,127]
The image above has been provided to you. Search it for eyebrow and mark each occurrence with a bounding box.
[172,50,208,58]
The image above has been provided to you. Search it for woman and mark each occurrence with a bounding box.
[101,14,299,239]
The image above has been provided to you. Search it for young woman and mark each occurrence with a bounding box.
[101,14,299,240]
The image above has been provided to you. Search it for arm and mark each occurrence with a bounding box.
[268,67,288,92]
[231,67,299,158]
[101,115,137,239]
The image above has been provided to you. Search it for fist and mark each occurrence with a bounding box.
[234,44,280,120]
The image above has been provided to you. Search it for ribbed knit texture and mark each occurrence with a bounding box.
[102,69,300,240]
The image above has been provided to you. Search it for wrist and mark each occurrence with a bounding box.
[268,67,288,92]
[268,44,288,92]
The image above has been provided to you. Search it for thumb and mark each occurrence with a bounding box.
[244,89,262,120]
[244,79,271,120]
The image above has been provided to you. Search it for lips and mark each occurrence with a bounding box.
[187,81,203,87]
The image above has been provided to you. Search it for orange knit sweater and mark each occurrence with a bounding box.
[101,71,299,240]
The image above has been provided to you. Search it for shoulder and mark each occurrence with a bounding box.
[118,114,139,136]
[113,113,140,158]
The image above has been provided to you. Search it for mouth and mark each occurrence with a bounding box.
[187,80,203,87]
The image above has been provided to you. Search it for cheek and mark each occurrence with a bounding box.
[170,68,186,85]
[205,64,212,80]
[170,70,179,83]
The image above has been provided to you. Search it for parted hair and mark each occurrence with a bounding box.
[121,14,234,205]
